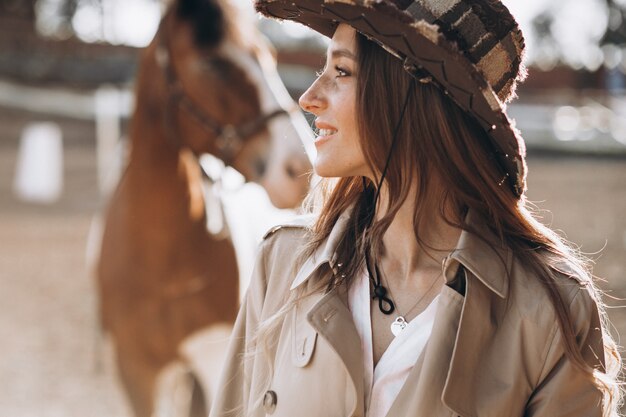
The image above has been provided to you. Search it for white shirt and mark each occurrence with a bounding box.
[348,269,440,417]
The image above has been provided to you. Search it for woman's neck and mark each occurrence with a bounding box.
[375,183,461,285]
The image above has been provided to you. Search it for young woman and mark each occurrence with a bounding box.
[210,1,622,416]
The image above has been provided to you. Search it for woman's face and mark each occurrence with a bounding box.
[299,24,369,178]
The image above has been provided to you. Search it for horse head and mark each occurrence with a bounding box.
[143,0,313,209]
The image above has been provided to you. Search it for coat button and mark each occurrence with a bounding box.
[263,390,277,414]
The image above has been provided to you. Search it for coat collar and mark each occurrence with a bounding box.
[443,209,513,298]
[290,206,513,298]
[289,209,352,291]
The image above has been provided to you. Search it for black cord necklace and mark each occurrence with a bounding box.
[365,249,395,314]
[367,77,415,316]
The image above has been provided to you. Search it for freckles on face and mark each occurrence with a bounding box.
[298,24,370,179]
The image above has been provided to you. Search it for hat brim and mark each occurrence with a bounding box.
[257,0,527,197]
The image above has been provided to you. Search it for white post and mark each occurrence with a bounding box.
[13,122,64,204]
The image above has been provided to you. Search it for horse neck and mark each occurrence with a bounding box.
[125,89,207,224]
[127,106,174,168]
[127,41,179,164]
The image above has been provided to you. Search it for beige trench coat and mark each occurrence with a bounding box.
[210,209,606,417]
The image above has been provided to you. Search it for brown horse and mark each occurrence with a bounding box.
[95,0,312,415]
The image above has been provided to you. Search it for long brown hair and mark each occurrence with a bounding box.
[254,32,622,415]
[308,31,621,412]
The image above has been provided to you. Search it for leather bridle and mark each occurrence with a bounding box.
[154,21,290,166]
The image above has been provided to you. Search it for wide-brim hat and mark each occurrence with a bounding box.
[255,0,528,198]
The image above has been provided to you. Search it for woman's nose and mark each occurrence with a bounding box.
[299,81,325,115]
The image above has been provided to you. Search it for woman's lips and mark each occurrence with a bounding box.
[314,132,336,146]
[314,126,338,146]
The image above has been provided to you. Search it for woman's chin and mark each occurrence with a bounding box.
[313,161,341,178]
[313,162,363,179]
[313,149,368,178]
[312,166,336,178]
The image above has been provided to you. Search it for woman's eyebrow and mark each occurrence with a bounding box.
[329,48,356,60]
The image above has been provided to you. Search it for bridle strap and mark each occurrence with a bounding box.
[154,19,289,165]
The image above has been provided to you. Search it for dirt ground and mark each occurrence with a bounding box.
[0,108,625,416]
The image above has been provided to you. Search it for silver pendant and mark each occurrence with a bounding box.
[390,316,408,337]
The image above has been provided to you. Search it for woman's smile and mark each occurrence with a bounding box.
[314,121,339,146]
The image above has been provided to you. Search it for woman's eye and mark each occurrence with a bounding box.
[315,65,350,78]
[335,66,350,77]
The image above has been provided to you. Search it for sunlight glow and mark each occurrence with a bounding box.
[503,0,610,71]
[71,3,101,43]
[36,0,72,39]
[35,0,626,74]
[71,0,161,47]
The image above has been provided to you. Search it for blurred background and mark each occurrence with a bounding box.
[0,0,625,415]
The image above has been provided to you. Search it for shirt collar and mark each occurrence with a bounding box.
[290,206,512,298]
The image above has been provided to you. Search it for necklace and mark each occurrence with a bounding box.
[366,250,395,314]
[363,79,415,316]
[382,269,442,337]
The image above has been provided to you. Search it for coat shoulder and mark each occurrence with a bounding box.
[515,254,594,302]
[255,214,316,302]
[262,214,316,240]
[508,254,599,337]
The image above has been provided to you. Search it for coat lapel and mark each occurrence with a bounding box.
[303,272,501,417]
[440,271,506,417]
[287,207,514,417]
[439,212,514,416]
[306,287,365,417]
[386,284,465,417]
[287,208,364,415]
[388,235,513,417]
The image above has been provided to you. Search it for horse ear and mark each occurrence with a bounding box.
[176,0,225,47]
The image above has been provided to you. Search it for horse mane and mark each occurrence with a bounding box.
[175,0,251,49]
